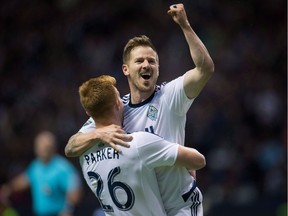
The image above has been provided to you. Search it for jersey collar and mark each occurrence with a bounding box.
[128,90,156,108]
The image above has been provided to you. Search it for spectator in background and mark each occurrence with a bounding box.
[0,131,83,216]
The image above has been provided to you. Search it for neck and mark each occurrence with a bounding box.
[93,117,121,128]
[40,156,53,164]
[130,88,155,104]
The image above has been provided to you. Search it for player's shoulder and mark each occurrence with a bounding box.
[52,155,68,165]
[79,117,96,132]
[155,76,183,94]
[131,131,163,144]
[161,75,183,88]
[122,93,130,105]
[82,117,95,127]
[27,159,39,171]
[159,82,167,89]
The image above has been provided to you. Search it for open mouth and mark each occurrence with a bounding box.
[141,73,151,80]
[141,74,151,80]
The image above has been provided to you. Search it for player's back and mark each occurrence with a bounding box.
[79,131,179,216]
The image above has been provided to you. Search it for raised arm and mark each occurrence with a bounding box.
[168,3,214,99]
[65,124,132,157]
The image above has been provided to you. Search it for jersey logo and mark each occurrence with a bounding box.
[147,105,158,121]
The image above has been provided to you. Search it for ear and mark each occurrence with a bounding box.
[86,111,91,117]
[122,64,129,76]
[115,98,121,110]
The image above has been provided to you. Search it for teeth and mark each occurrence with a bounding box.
[141,72,151,76]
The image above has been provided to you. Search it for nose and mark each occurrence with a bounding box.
[142,59,150,69]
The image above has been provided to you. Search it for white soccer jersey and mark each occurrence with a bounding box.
[122,75,193,145]
[79,75,203,216]
[79,131,179,216]
[79,75,192,143]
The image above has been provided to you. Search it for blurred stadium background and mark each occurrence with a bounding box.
[0,0,286,215]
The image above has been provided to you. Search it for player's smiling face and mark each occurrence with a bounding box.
[122,46,159,94]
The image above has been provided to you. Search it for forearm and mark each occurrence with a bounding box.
[2,174,30,197]
[176,146,206,171]
[181,23,214,72]
[65,125,132,157]
[181,22,215,98]
[65,132,98,157]
[168,4,214,98]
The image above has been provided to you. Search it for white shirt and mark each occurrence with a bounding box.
[80,75,197,216]
[80,131,179,216]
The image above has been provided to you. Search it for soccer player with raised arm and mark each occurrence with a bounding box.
[78,75,205,216]
[66,3,214,216]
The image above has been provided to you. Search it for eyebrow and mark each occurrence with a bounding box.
[134,56,156,61]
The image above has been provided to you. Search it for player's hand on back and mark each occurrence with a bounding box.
[96,124,132,153]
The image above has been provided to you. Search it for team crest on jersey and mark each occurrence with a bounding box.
[147,105,158,121]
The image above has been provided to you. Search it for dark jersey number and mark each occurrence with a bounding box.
[88,166,135,212]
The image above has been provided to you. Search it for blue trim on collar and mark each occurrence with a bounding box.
[128,90,156,108]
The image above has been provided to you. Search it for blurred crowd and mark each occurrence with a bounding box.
[0,0,286,215]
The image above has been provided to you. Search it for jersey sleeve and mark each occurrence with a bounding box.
[162,75,195,116]
[79,117,96,133]
[135,132,179,169]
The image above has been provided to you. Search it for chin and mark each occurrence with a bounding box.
[141,85,154,93]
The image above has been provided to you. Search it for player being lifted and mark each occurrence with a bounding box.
[78,75,206,215]
[66,3,214,216]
